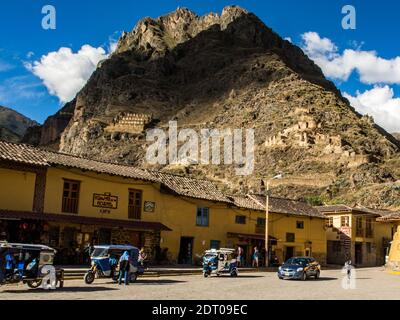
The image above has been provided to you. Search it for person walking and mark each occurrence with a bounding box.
[118,251,131,286]
[344,259,352,280]
[252,247,260,268]
[138,247,148,268]
[236,246,243,267]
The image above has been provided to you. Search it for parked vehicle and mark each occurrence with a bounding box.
[203,248,238,277]
[278,257,320,280]
[84,245,144,284]
[0,242,64,289]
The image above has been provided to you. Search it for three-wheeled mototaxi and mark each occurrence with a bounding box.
[202,248,238,277]
[84,244,144,284]
[0,242,64,289]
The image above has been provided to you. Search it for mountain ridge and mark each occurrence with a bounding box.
[20,6,400,209]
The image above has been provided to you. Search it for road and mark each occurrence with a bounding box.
[1,267,399,300]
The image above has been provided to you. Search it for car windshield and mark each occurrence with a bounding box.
[91,248,108,257]
[286,258,308,266]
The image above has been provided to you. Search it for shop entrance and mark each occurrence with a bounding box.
[285,246,295,261]
[178,237,194,264]
[355,243,363,266]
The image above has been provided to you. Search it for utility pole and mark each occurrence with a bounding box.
[264,174,283,268]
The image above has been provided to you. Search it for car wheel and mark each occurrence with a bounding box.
[278,276,283,280]
[84,271,95,284]
[27,280,42,289]
[301,272,307,281]
[315,270,320,280]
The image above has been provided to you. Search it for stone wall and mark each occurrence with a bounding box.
[105,112,152,134]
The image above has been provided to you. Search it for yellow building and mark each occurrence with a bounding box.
[377,213,400,272]
[0,141,327,265]
[317,205,395,267]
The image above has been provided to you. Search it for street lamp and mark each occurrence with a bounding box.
[263,174,283,267]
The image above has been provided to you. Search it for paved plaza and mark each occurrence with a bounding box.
[1,267,399,300]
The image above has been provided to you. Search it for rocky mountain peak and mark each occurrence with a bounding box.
[20,6,400,209]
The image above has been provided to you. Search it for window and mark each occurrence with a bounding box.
[235,215,246,224]
[286,233,295,243]
[356,217,363,237]
[128,189,142,219]
[296,221,304,229]
[62,179,80,213]
[257,218,266,226]
[326,217,334,227]
[366,218,374,237]
[196,207,209,227]
[210,240,220,250]
[341,216,350,227]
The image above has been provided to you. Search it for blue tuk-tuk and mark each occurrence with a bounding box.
[202,248,238,277]
[0,242,64,289]
[84,245,144,284]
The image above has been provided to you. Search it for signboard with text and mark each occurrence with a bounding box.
[93,193,118,209]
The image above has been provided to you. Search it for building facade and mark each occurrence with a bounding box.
[377,213,400,272]
[318,205,395,267]
[0,141,327,265]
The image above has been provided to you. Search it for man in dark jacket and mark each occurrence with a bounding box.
[118,251,131,286]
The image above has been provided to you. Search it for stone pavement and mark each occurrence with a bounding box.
[1,267,399,300]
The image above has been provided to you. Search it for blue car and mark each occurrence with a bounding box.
[278,257,321,281]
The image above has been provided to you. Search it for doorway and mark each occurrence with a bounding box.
[178,237,194,264]
[285,247,295,261]
[355,243,363,266]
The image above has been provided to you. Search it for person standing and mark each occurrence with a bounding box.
[118,251,131,286]
[138,247,148,268]
[252,247,260,268]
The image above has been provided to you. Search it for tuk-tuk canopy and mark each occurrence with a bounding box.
[204,248,235,255]
[91,245,139,258]
[92,245,138,251]
[0,242,56,253]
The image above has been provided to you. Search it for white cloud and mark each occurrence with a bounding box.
[284,37,292,43]
[301,32,400,85]
[344,86,400,133]
[26,44,109,103]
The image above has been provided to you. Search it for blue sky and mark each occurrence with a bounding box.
[0,0,399,132]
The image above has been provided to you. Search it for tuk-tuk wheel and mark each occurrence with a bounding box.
[27,280,42,289]
[203,273,209,278]
[84,271,95,284]
[230,271,238,277]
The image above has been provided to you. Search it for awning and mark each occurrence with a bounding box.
[227,232,277,241]
[0,210,171,231]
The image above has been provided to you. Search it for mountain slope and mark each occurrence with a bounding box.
[0,106,38,142]
[36,6,399,208]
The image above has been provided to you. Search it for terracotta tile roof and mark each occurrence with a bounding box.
[231,194,325,218]
[42,150,155,182]
[151,171,231,203]
[377,212,400,222]
[0,140,47,166]
[228,195,264,211]
[316,205,395,217]
[316,205,353,213]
